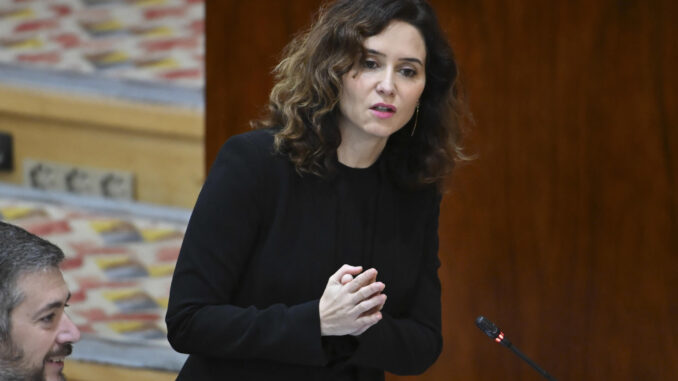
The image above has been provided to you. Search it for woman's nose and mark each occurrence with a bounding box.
[376,71,395,96]
[56,312,81,344]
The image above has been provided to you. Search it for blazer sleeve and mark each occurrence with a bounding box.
[165,133,327,366]
[345,192,443,375]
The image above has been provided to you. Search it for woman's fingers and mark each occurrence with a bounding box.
[350,298,386,336]
[330,264,363,283]
[320,265,387,336]
[352,281,385,304]
[344,268,378,292]
[352,293,387,315]
[340,273,354,285]
[354,309,383,331]
[359,296,387,317]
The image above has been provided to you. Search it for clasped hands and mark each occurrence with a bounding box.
[319,264,387,336]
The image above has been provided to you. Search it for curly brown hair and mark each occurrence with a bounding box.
[252,0,470,190]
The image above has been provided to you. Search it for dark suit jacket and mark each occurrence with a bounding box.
[166,129,442,380]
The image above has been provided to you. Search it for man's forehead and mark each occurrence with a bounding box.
[15,268,69,312]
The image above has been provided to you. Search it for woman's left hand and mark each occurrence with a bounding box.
[340,270,386,336]
[319,265,387,336]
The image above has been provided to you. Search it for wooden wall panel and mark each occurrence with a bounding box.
[206,1,677,379]
[205,1,322,167]
[423,0,678,380]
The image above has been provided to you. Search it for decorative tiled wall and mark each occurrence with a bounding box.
[0,0,203,90]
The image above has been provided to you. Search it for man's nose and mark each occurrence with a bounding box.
[57,312,81,344]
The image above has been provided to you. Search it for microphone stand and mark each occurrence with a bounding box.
[476,316,558,381]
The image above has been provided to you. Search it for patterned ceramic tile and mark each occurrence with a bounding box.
[0,0,203,89]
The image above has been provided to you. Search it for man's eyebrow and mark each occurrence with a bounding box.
[365,49,424,66]
[32,292,71,320]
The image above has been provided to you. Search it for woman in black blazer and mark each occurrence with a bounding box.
[166,0,469,379]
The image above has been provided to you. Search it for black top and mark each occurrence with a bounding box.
[335,159,380,269]
[166,129,443,380]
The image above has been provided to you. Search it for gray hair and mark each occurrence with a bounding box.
[0,221,64,343]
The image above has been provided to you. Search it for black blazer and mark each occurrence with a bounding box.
[166,129,442,380]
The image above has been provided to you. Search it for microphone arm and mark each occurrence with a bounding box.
[475,316,558,381]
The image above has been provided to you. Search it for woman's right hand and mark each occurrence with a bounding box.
[319,264,387,336]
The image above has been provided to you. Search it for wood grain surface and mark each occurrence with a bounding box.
[206,1,677,379]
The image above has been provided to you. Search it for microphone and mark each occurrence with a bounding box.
[475,316,558,381]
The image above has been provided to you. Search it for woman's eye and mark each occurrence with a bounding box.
[400,68,417,78]
[363,59,378,69]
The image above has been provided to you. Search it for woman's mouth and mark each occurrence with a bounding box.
[370,103,396,118]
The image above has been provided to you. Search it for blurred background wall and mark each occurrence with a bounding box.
[0,1,205,379]
[206,1,677,380]
[0,0,204,208]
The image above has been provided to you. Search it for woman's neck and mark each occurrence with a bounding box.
[337,134,387,168]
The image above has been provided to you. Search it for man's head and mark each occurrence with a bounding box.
[0,221,80,381]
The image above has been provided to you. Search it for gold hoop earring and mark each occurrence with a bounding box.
[411,104,420,136]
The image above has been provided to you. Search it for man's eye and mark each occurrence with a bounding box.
[40,313,55,323]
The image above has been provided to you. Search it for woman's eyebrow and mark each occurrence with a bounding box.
[365,49,423,66]
[401,57,424,65]
[366,48,386,57]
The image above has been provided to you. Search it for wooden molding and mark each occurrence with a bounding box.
[0,84,203,140]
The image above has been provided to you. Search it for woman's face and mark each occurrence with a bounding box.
[338,21,426,144]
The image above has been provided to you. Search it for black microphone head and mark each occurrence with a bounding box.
[476,316,500,339]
